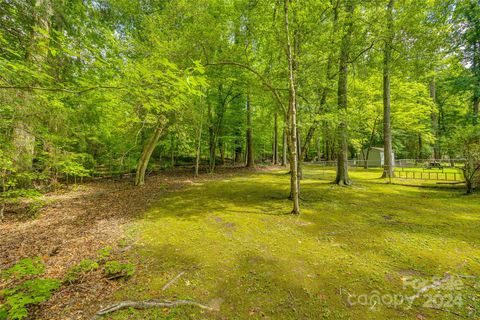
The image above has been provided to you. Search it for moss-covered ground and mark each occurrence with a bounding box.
[108,165,480,319]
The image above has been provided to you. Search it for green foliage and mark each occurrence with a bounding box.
[1,258,44,280]
[446,125,480,192]
[0,0,477,204]
[104,261,135,279]
[0,258,60,320]
[97,246,113,261]
[0,279,61,320]
[63,259,99,284]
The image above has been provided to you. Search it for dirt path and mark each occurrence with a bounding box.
[0,166,274,319]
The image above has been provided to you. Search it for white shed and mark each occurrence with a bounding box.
[358,147,394,168]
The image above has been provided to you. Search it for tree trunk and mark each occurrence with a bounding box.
[362,116,378,169]
[300,1,338,161]
[418,133,423,160]
[208,100,216,173]
[474,96,479,126]
[282,126,287,166]
[284,0,300,214]
[135,119,167,186]
[315,134,322,161]
[170,133,175,168]
[13,0,52,173]
[363,148,371,169]
[273,112,278,164]
[12,123,36,172]
[381,0,395,179]
[195,113,204,177]
[219,139,225,166]
[297,128,303,179]
[473,41,479,126]
[246,94,255,168]
[334,0,354,186]
[430,78,440,160]
[234,136,242,165]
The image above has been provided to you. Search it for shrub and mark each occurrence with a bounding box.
[446,126,480,193]
[1,258,44,279]
[0,258,60,320]
[64,259,99,284]
[104,261,135,280]
[96,246,113,262]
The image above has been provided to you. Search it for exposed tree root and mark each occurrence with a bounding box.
[94,299,217,318]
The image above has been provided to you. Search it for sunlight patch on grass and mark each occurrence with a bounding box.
[110,165,480,320]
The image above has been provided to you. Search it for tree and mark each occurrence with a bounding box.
[381,0,395,179]
[334,0,354,186]
[246,93,255,168]
[447,126,480,193]
[284,0,300,214]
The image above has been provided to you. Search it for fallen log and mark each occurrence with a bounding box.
[94,299,217,318]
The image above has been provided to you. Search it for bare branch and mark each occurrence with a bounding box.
[205,61,286,113]
[94,299,218,319]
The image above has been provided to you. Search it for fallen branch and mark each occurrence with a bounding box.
[94,299,217,318]
[161,271,185,291]
[407,273,451,305]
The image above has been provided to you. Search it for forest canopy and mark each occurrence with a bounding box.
[1,0,480,213]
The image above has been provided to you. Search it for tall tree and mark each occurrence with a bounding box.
[381,0,395,178]
[284,0,300,214]
[335,0,354,186]
[246,94,255,168]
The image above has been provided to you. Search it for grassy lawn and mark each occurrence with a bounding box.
[108,165,480,319]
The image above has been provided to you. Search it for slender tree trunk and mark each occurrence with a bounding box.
[474,96,479,126]
[418,133,423,160]
[297,128,303,179]
[430,78,440,159]
[315,134,322,161]
[0,168,6,221]
[13,0,52,173]
[473,41,479,126]
[334,0,354,186]
[219,139,225,166]
[282,126,287,166]
[246,94,255,168]
[170,133,175,168]
[235,135,242,165]
[273,112,278,164]
[208,100,216,173]
[195,112,204,177]
[381,0,395,179]
[363,116,379,169]
[300,1,339,161]
[284,0,300,214]
[135,119,167,186]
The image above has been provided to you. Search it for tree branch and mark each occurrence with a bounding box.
[93,299,218,319]
[0,85,125,94]
[348,41,376,63]
[205,61,286,113]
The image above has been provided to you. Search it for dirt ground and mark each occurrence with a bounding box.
[0,166,267,319]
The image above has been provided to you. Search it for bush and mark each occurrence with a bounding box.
[446,126,480,193]
[104,261,135,280]
[64,259,99,284]
[96,246,113,262]
[1,258,44,279]
[0,258,60,320]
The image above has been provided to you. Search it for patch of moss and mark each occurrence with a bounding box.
[111,166,480,319]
